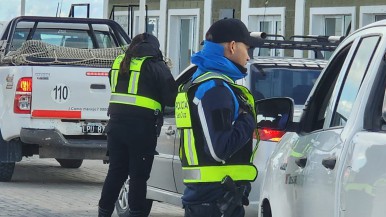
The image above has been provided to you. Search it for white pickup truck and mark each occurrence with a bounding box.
[0,16,130,181]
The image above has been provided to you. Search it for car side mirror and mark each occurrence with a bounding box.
[256,97,294,131]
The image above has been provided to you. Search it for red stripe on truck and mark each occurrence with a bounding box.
[32,110,81,119]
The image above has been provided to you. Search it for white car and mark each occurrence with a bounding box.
[258,20,386,217]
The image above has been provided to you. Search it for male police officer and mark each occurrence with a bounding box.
[175,19,260,217]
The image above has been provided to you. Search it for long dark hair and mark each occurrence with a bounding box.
[119,33,146,76]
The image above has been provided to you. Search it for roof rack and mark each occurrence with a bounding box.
[252,32,345,59]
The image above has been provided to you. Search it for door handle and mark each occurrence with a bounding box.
[165,126,175,136]
[322,157,336,170]
[295,157,307,168]
[90,84,106,89]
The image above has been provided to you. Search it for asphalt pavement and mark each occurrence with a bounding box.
[0,156,184,217]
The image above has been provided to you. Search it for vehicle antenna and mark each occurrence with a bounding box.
[263,0,268,23]
[56,2,59,17]
[59,0,64,17]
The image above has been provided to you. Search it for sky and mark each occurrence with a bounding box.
[0,0,104,22]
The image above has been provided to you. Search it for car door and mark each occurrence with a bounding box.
[338,29,386,217]
[300,35,381,217]
[148,109,178,192]
[279,34,380,217]
[275,38,354,217]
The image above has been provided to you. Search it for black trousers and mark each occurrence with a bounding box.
[98,118,157,216]
[184,203,245,217]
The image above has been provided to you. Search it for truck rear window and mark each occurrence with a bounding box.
[250,66,321,105]
[12,28,115,50]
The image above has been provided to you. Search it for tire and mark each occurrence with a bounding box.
[0,162,15,182]
[115,178,153,217]
[55,159,83,168]
[261,200,272,217]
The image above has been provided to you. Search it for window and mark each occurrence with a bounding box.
[250,66,321,104]
[310,7,355,59]
[147,17,159,38]
[179,17,197,73]
[375,15,386,22]
[331,36,380,127]
[324,15,351,59]
[324,15,351,36]
[302,43,352,132]
[360,6,386,27]
[249,15,282,57]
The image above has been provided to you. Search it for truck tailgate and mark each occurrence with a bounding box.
[31,66,110,120]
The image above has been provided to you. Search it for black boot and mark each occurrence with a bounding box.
[98,206,113,217]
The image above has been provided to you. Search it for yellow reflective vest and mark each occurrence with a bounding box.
[175,71,259,183]
[109,54,162,112]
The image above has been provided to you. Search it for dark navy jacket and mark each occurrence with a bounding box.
[182,41,256,205]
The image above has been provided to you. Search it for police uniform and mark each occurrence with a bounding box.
[176,18,261,217]
[176,71,258,217]
[98,34,177,217]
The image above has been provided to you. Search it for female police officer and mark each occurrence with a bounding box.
[98,33,177,217]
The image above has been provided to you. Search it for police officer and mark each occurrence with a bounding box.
[98,33,177,217]
[175,19,260,217]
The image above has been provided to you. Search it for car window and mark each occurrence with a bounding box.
[331,36,380,127]
[301,43,353,133]
[250,66,321,104]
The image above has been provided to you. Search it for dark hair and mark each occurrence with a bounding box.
[119,33,146,76]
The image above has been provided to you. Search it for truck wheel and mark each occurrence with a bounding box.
[0,162,15,182]
[115,178,153,217]
[55,159,83,168]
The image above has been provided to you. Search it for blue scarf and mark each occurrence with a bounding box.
[191,41,246,81]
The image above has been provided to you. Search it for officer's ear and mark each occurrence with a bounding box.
[223,41,236,57]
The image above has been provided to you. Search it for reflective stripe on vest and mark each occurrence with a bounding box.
[192,72,234,84]
[110,55,161,111]
[175,71,258,183]
[183,165,257,183]
[110,54,125,92]
[110,93,162,111]
[183,128,198,165]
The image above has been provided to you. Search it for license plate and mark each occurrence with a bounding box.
[82,124,105,134]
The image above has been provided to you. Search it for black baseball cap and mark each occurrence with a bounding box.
[205,18,260,47]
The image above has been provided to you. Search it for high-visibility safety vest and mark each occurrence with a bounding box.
[109,54,162,112]
[175,71,259,183]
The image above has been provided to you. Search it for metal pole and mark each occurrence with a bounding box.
[103,0,109,19]
[21,0,26,16]
[138,0,146,33]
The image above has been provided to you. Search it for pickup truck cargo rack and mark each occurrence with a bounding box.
[252,33,345,59]
[1,16,131,56]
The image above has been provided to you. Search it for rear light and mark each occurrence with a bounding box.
[86,72,109,76]
[257,128,286,142]
[14,77,32,114]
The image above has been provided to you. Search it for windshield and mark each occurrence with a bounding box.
[250,65,322,105]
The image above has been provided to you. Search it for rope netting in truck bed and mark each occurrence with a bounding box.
[1,40,127,68]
